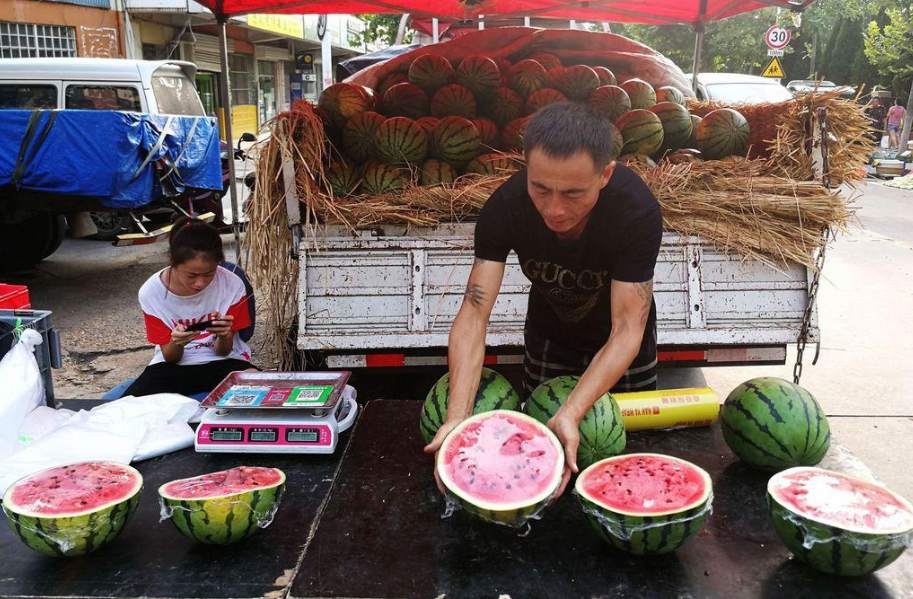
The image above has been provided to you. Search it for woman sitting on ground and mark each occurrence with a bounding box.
[124,217,256,397]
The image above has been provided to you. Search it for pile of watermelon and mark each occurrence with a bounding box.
[318,50,750,198]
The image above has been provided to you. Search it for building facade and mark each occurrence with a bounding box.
[1,0,367,139]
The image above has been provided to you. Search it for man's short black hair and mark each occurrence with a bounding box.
[896,98,904,106]
[522,102,614,170]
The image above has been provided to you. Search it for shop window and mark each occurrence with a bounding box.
[0,22,77,58]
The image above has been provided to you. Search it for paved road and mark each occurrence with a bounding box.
[5,180,913,496]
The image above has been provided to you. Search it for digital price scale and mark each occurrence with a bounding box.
[195,371,357,455]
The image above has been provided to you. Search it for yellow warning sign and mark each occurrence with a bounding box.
[761,57,785,78]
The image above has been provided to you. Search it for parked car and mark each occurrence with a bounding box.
[0,59,225,268]
[688,73,793,104]
[786,79,856,98]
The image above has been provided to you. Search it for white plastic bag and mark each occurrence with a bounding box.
[0,329,45,460]
[881,134,890,149]
[0,393,199,496]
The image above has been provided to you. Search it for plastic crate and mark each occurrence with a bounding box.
[0,284,30,309]
[0,309,62,407]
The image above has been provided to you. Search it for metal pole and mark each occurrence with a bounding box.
[691,24,704,95]
[432,18,439,44]
[479,15,484,30]
[524,16,531,27]
[217,16,243,267]
[321,17,333,90]
[691,0,707,95]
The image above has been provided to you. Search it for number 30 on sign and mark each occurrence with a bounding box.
[765,25,791,50]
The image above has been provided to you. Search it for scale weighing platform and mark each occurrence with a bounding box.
[195,371,358,454]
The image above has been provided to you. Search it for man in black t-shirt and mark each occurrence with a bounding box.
[425,103,663,496]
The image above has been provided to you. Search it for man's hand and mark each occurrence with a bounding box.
[424,419,460,455]
[547,409,580,501]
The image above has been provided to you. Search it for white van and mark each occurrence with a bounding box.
[0,58,205,115]
[0,59,210,270]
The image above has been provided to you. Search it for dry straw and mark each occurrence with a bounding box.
[245,93,867,363]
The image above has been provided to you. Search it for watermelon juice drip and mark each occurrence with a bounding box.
[9,463,138,515]
[771,470,913,533]
[581,455,706,514]
[443,414,559,505]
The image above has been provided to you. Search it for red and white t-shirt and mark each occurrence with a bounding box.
[139,266,252,366]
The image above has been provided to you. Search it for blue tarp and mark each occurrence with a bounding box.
[0,110,222,209]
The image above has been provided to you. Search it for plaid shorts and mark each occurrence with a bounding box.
[522,323,658,396]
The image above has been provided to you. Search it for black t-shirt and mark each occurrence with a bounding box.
[474,164,663,354]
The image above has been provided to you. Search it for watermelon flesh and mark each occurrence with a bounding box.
[8,462,140,516]
[580,454,707,515]
[159,466,286,545]
[767,467,913,576]
[771,469,913,533]
[576,453,712,554]
[3,461,143,557]
[437,410,563,527]
[160,466,284,500]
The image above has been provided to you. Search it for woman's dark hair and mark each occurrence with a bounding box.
[522,102,614,170]
[168,217,224,265]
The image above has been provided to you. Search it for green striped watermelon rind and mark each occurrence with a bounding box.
[158,469,286,545]
[720,377,830,472]
[576,454,713,555]
[522,375,626,469]
[767,467,913,576]
[695,108,750,160]
[617,109,664,157]
[419,366,522,445]
[436,410,564,528]
[2,464,143,557]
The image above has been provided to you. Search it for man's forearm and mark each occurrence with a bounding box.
[559,325,644,422]
[445,309,488,423]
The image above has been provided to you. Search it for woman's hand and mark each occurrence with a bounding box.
[170,324,197,347]
[207,313,234,339]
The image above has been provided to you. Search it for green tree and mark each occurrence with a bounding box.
[354,15,413,47]
[864,7,913,96]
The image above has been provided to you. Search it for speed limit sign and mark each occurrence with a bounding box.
[766,25,791,50]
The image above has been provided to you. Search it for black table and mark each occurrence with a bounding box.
[291,400,913,599]
[0,406,353,599]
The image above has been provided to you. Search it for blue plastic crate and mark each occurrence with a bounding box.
[0,310,62,407]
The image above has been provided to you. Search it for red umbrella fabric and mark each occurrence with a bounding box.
[200,0,814,23]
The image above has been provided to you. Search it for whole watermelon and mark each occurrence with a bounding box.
[471,117,499,147]
[408,54,455,92]
[342,111,385,163]
[620,78,657,110]
[324,161,360,197]
[656,85,686,106]
[377,71,408,96]
[382,83,429,120]
[465,153,517,177]
[431,84,477,119]
[430,116,481,168]
[456,55,501,100]
[523,375,625,469]
[588,85,631,123]
[318,83,373,128]
[419,367,522,445]
[651,101,694,153]
[592,66,617,86]
[374,117,428,164]
[487,86,525,126]
[721,377,830,471]
[501,116,530,152]
[419,159,457,186]
[617,109,664,156]
[561,65,601,101]
[529,52,562,71]
[526,88,568,115]
[696,108,750,159]
[508,59,548,98]
[359,161,408,195]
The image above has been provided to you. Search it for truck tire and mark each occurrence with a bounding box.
[0,213,60,272]
[41,215,67,259]
[89,211,132,241]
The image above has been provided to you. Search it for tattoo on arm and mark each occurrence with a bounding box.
[473,258,489,268]
[464,283,487,308]
[636,280,653,303]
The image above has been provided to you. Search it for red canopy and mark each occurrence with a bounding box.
[200,0,815,24]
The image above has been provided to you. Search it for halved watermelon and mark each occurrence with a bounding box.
[576,453,712,555]
[437,410,564,527]
[3,461,143,557]
[159,466,286,545]
[768,467,913,576]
